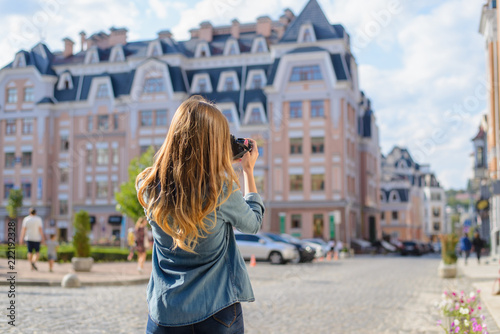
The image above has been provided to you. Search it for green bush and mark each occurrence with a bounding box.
[73,210,91,257]
[440,234,458,265]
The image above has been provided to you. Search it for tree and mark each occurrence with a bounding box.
[73,210,91,257]
[6,189,23,219]
[115,146,156,221]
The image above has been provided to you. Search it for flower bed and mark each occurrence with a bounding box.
[437,289,489,333]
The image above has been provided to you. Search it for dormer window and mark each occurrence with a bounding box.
[195,42,211,58]
[84,47,99,64]
[224,39,240,56]
[191,73,213,94]
[222,109,234,123]
[143,77,164,93]
[57,72,73,90]
[217,71,239,92]
[110,45,125,62]
[289,65,322,82]
[251,37,268,53]
[244,103,266,125]
[246,70,267,90]
[251,76,262,89]
[249,107,263,124]
[147,40,162,57]
[13,53,26,68]
[23,87,34,102]
[298,24,317,43]
[96,84,109,99]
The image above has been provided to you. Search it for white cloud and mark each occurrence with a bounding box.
[148,0,188,20]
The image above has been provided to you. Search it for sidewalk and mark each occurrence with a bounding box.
[458,256,500,329]
[0,259,151,286]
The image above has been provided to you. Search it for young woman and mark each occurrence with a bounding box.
[136,96,263,333]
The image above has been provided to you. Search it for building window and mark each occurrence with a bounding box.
[23,87,34,102]
[86,149,93,166]
[248,107,263,124]
[228,43,238,55]
[5,153,16,168]
[256,40,265,53]
[290,138,302,154]
[21,152,32,167]
[143,78,164,93]
[313,214,324,237]
[223,77,235,91]
[112,148,119,165]
[140,145,150,155]
[392,211,398,220]
[254,175,265,194]
[290,65,322,82]
[4,183,14,199]
[311,174,325,191]
[311,137,324,154]
[140,110,153,127]
[289,101,302,118]
[22,118,34,134]
[6,119,16,135]
[303,29,313,42]
[87,116,93,132]
[98,115,109,131]
[96,181,108,198]
[60,135,69,151]
[381,212,385,220]
[431,193,441,201]
[21,182,31,198]
[111,181,119,195]
[291,214,302,229]
[311,100,324,118]
[59,199,68,215]
[250,75,263,89]
[96,84,109,99]
[290,175,303,191]
[7,88,17,103]
[113,114,119,130]
[156,109,167,126]
[477,147,484,167]
[222,109,234,123]
[432,208,440,218]
[97,148,109,165]
[86,181,93,199]
[60,168,69,183]
[433,222,440,231]
[197,78,208,93]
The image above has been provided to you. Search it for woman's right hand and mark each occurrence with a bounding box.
[241,138,258,173]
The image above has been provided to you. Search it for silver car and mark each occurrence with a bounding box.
[234,233,299,264]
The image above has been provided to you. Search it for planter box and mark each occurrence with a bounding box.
[438,261,457,278]
[72,257,94,272]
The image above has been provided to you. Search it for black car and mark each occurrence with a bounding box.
[262,233,315,263]
[401,241,423,256]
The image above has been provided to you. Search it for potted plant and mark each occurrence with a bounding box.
[71,210,93,272]
[438,234,458,278]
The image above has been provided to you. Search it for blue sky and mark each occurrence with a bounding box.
[0,0,487,190]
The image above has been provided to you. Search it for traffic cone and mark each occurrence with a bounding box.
[250,255,257,267]
[334,251,339,261]
[326,252,332,261]
[318,256,324,262]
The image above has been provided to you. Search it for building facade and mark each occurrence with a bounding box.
[480,0,500,256]
[0,0,381,244]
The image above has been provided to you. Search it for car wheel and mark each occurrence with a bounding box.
[290,254,301,264]
[269,251,284,265]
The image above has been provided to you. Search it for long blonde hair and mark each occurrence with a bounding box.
[136,96,239,253]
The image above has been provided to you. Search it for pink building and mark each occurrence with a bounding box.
[0,0,381,245]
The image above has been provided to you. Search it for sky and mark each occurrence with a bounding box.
[0,0,488,190]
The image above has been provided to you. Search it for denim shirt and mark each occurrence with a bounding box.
[142,184,265,326]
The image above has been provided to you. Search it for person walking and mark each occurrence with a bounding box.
[127,227,136,261]
[136,96,263,333]
[134,217,148,273]
[459,233,472,265]
[46,234,59,272]
[19,208,45,271]
[472,231,484,264]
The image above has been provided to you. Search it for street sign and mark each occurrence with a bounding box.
[463,219,471,227]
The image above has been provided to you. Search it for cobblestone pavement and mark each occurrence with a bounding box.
[1,254,499,334]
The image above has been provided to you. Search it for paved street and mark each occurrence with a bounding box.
[1,255,499,334]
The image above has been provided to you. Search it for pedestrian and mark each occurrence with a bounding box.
[335,240,344,257]
[127,227,136,261]
[46,234,59,272]
[134,217,148,273]
[472,231,484,264]
[136,96,263,333]
[19,208,45,271]
[327,238,335,257]
[459,233,472,265]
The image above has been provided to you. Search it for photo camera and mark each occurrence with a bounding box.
[231,135,253,159]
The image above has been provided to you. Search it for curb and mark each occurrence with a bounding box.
[0,277,149,287]
[473,281,500,330]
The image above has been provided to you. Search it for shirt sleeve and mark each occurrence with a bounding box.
[219,186,265,234]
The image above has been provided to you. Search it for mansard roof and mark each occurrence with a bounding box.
[472,126,485,141]
[280,0,341,43]
[381,188,410,203]
[3,43,56,76]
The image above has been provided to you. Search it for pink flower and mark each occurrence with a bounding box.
[455,304,460,310]
[455,326,460,333]
[452,292,457,297]
[467,298,471,303]
[478,306,482,310]
[477,289,481,294]
[437,320,442,326]
[461,290,465,296]
[444,291,448,295]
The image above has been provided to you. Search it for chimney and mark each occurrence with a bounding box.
[231,19,240,39]
[256,16,272,37]
[279,14,290,26]
[79,31,86,52]
[199,21,213,42]
[284,8,295,20]
[158,30,173,39]
[63,37,75,58]
[109,27,128,46]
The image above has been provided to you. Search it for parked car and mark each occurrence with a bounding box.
[400,241,423,256]
[234,233,299,264]
[301,238,330,258]
[263,233,315,263]
[431,242,441,253]
[281,234,325,259]
[351,238,377,254]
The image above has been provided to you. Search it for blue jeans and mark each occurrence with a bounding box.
[146,302,244,334]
